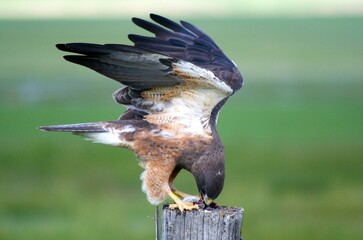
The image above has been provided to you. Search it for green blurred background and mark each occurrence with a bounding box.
[0,1,363,239]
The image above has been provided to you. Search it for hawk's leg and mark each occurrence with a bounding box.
[173,190,200,203]
[140,159,198,212]
[168,167,199,211]
[173,190,193,199]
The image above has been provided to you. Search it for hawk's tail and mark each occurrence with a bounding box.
[39,122,107,133]
[39,121,136,147]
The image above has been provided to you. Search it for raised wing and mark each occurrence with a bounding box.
[56,14,243,135]
[56,43,182,90]
[130,14,243,92]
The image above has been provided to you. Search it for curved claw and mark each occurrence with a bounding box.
[169,201,199,212]
[168,191,199,212]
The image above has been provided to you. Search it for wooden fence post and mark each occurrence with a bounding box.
[161,205,244,240]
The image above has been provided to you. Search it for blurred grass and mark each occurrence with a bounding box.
[0,17,363,239]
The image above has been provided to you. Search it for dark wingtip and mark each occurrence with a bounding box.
[131,17,149,30]
[62,55,90,65]
[128,34,137,43]
[56,43,67,51]
[180,20,203,36]
[63,55,78,63]
[149,13,171,24]
[63,55,74,61]
[149,13,160,20]
[131,17,143,25]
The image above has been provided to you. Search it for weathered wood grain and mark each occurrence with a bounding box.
[161,205,244,240]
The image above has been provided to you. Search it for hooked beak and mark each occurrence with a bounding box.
[201,192,214,206]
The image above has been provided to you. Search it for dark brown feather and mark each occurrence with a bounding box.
[130,14,243,92]
[57,43,183,90]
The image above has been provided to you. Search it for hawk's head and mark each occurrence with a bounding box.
[195,158,225,206]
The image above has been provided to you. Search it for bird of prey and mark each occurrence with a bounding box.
[40,14,243,212]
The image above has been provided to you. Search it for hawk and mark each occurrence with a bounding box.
[40,14,243,212]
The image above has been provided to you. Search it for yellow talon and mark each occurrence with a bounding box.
[169,201,198,212]
[168,191,199,212]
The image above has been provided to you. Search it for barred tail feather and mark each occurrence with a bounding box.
[39,122,107,133]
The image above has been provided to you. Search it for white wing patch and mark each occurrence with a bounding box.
[144,60,233,135]
[173,60,233,95]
